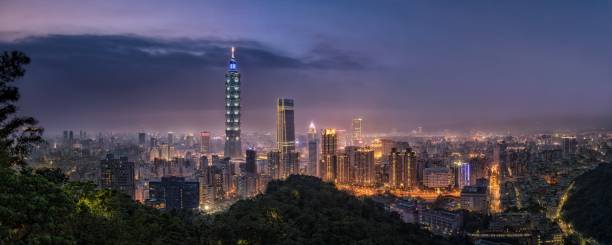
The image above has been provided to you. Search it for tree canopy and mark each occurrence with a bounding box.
[562,162,612,244]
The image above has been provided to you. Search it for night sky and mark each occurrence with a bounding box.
[0,0,610,134]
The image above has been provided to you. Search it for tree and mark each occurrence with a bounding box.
[0,51,43,167]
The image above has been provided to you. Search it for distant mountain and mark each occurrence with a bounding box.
[562,162,612,244]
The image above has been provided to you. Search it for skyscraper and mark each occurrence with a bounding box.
[200,131,210,154]
[355,147,375,186]
[167,131,174,145]
[147,176,199,210]
[351,118,363,146]
[389,148,417,190]
[321,128,338,155]
[99,154,135,199]
[224,47,242,158]
[307,122,318,176]
[276,98,298,178]
[138,132,146,147]
[319,128,337,180]
[245,149,257,175]
[276,98,296,153]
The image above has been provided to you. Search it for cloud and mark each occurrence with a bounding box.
[0,34,366,71]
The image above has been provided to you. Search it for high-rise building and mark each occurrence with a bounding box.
[99,154,135,199]
[200,131,210,154]
[224,47,242,158]
[321,128,337,155]
[267,150,281,180]
[562,136,577,159]
[276,98,296,153]
[307,122,318,176]
[319,128,338,180]
[245,149,257,175]
[351,118,363,146]
[167,132,174,145]
[355,147,375,186]
[389,148,417,190]
[138,132,146,146]
[186,133,194,147]
[147,176,199,210]
[275,98,298,178]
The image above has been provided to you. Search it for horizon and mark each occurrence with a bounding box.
[1,0,611,134]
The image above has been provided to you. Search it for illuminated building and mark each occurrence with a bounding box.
[307,121,318,176]
[276,98,299,178]
[276,98,296,153]
[351,118,363,146]
[319,128,337,180]
[355,147,375,186]
[562,136,577,159]
[418,209,463,236]
[267,150,281,180]
[371,138,383,159]
[280,151,299,179]
[200,131,210,154]
[381,139,395,158]
[457,162,471,189]
[389,147,417,190]
[320,154,337,182]
[147,176,199,210]
[224,47,242,158]
[99,154,135,199]
[460,186,488,213]
[336,153,350,184]
[321,128,337,155]
[423,167,451,189]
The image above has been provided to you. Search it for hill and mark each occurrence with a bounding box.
[562,162,612,244]
[1,170,455,244]
[207,175,454,244]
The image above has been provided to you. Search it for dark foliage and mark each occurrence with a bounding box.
[562,162,612,244]
[208,175,454,245]
[0,51,43,167]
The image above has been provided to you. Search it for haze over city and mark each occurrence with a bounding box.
[1,0,610,134]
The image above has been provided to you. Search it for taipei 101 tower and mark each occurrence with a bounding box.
[224,47,242,158]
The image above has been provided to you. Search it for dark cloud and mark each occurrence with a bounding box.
[1,34,365,71]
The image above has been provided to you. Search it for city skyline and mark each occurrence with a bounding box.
[0,1,611,134]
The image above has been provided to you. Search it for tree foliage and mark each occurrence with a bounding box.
[0,51,43,167]
[562,162,612,244]
[207,175,455,245]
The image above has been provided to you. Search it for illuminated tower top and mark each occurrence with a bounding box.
[228,46,238,72]
[308,121,316,134]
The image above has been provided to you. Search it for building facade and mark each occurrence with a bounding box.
[224,47,242,158]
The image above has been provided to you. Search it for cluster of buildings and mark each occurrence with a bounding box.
[32,47,612,244]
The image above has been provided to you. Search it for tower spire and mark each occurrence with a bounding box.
[231,46,235,59]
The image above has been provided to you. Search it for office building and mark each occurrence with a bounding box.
[224,47,242,158]
[351,118,363,146]
[138,132,146,146]
[460,186,488,213]
[99,154,135,199]
[355,147,375,186]
[148,176,199,210]
[389,147,417,190]
[200,131,210,154]
[423,167,451,189]
[307,121,318,176]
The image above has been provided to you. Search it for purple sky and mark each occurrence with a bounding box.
[0,0,611,135]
